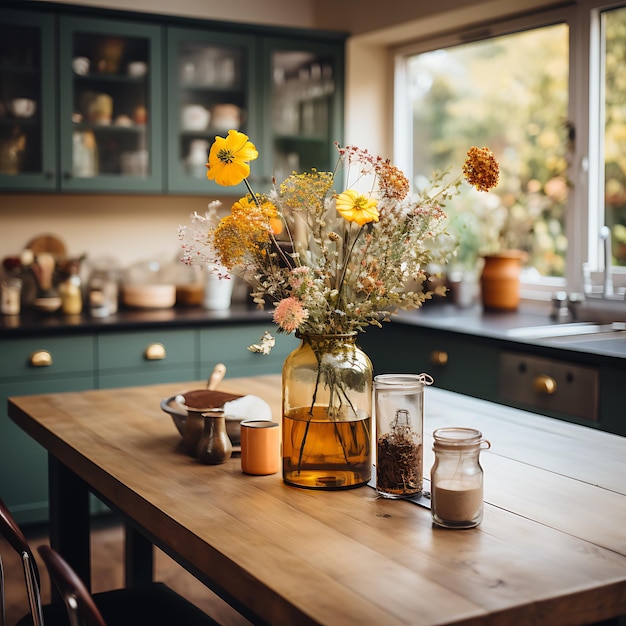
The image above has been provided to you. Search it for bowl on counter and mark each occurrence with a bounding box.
[122,284,176,309]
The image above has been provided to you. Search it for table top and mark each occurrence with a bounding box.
[8,376,626,626]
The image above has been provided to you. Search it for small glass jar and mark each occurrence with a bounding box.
[374,374,432,498]
[430,427,491,529]
[1,277,22,315]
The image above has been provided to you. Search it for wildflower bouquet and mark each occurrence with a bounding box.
[179,131,498,490]
[178,131,499,345]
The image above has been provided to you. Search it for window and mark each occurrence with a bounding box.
[603,6,626,267]
[394,2,626,297]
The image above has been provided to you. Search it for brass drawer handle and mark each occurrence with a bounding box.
[534,375,557,395]
[30,350,53,367]
[144,343,166,361]
[430,350,448,366]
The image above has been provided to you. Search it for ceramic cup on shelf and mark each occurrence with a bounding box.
[127,61,147,77]
[72,56,90,75]
[181,105,210,131]
[9,98,36,118]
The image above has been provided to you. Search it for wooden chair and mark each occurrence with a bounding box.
[0,497,221,626]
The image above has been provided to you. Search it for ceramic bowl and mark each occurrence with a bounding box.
[127,61,147,77]
[9,98,37,118]
[181,105,210,131]
[160,389,244,444]
[122,284,176,309]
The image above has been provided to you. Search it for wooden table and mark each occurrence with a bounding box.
[8,376,626,626]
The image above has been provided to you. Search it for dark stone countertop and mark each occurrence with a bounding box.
[2,299,625,365]
[0,303,275,338]
[392,302,626,364]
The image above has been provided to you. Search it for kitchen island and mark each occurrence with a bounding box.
[8,376,626,625]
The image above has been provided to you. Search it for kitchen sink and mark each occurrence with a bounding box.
[506,321,626,340]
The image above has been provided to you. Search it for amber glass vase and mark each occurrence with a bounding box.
[282,334,373,490]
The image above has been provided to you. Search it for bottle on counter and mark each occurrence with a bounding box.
[1,277,22,315]
[59,260,83,316]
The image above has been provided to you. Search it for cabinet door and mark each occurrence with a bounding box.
[0,9,57,190]
[58,16,163,192]
[199,324,299,378]
[360,324,500,401]
[260,37,344,188]
[166,27,257,195]
[1,335,96,526]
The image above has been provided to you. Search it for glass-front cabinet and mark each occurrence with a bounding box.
[0,3,344,196]
[166,28,257,195]
[0,10,56,191]
[58,17,163,192]
[263,39,343,186]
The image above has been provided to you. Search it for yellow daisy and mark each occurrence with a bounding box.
[335,189,379,226]
[206,130,258,187]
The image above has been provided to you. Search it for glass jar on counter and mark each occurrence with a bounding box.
[430,428,491,529]
[374,373,432,498]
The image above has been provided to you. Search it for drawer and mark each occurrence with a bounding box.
[97,329,197,371]
[0,335,95,380]
[498,352,599,422]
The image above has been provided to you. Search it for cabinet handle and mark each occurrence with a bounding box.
[430,350,448,366]
[30,350,53,367]
[533,375,557,395]
[144,343,166,361]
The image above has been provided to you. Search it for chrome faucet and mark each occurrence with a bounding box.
[599,225,614,298]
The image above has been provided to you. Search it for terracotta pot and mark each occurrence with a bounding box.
[480,251,525,311]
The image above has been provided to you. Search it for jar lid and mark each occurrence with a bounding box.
[374,373,433,390]
[432,427,485,449]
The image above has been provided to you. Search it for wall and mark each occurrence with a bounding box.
[0,0,562,269]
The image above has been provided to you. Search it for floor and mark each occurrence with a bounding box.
[1,516,252,625]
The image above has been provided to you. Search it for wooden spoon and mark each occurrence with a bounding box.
[207,363,226,390]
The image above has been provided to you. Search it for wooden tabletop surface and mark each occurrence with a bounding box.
[8,375,626,626]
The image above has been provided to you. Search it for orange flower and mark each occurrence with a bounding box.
[462,146,499,192]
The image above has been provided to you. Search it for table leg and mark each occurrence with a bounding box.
[124,523,154,587]
[48,455,91,592]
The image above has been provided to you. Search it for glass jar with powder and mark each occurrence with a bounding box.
[430,427,490,529]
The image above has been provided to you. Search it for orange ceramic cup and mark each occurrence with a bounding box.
[240,420,280,475]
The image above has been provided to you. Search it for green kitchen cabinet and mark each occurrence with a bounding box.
[166,27,258,195]
[0,2,345,195]
[359,324,501,401]
[199,324,299,378]
[0,8,57,191]
[58,16,164,192]
[166,29,345,195]
[260,37,345,189]
[0,335,96,525]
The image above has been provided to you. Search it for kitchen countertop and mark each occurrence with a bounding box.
[2,299,625,363]
[391,301,626,364]
[0,303,275,337]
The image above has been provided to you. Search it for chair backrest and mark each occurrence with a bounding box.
[0,497,44,626]
[37,546,106,626]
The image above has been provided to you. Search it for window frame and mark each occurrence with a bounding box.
[392,0,626,301]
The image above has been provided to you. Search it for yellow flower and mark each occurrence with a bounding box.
[335,189,379,226]
[462,146,499,192]
[206,130,258,187]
